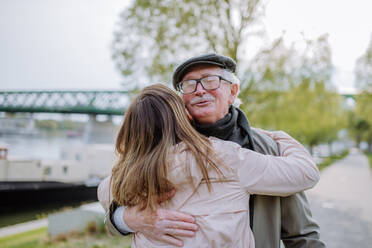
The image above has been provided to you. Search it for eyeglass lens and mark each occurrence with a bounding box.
[181,76,220,93]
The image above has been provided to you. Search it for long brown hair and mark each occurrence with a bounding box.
[111,84,223,211]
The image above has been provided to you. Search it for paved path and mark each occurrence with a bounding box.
[307,149,372,248]
[0,218,47,238]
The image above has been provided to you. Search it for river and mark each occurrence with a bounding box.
[0,128,117,160]
[0,128,116,228]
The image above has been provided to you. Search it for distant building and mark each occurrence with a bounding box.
[0,143,115,183]
[60,144,116,179]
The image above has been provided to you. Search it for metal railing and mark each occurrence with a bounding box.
[0,90,131,115]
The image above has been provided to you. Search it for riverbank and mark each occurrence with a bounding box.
[0,219,47,238]
[0,201,95,228]
[0,226,132,248]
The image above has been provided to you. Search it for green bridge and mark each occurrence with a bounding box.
[0,90,131,116]
[0,90,356,116]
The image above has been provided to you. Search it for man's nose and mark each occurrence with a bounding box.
[194,82,206,96]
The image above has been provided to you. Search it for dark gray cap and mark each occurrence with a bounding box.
[172,53,237,89]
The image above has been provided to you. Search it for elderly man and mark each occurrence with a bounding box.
[98,54,325,248]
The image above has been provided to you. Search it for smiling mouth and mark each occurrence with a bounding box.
[194,100,210,106]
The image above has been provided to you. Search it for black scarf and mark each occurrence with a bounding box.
[193,106,256,228]
[193,106,255,151]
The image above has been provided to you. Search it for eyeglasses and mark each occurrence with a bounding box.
[177,75,233,94]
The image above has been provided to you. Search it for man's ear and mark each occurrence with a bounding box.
[185,108,193,121]
[228,84,239,105]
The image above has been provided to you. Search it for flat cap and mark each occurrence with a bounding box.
[172,53,237,89]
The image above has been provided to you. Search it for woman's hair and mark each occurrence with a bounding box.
[111,84,223,211]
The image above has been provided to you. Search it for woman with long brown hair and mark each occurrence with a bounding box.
[99,84,319,247]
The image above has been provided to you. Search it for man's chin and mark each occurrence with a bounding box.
[192,112,218,125]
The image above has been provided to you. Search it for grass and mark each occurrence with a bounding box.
[317,150,349,171]
[364,152,372,168]
[0,209,46,228]
[0,202,94,228]
[0,225,132,248]
[0,227,48,248]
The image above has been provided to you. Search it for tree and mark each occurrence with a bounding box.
[355,35,372,91]
[354,35,372,151]
[353,93,372,151]
[348,113,370,148]
[240,34,346,153]
[113,0,346,152]
[112,0,265,90]
[279,80,345,154]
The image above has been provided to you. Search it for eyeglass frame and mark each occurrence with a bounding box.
[176,75,233,94]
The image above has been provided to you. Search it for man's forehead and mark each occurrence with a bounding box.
[182,64,222,80]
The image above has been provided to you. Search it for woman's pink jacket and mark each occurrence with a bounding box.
[98,129,320,248]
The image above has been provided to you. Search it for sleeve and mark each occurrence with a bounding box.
[250,128,325,247]
[97,176,132,236]
[280,192,326,248]
[113,206,134,233]
[97,176,112,213]
[231,130,320,196]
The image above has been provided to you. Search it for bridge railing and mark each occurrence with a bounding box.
[0,90,131,115]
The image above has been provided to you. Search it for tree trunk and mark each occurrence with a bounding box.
[356,135,361,149]
[328,141,333,156]
[310,145,314,156]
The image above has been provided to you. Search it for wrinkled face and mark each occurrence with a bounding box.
[180,64,239,124]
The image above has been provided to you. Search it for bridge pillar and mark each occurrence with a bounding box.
[83,115,119,144]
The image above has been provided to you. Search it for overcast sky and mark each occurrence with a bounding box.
[0,0,371,93]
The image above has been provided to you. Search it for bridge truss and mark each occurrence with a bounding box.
[0,90,131,115]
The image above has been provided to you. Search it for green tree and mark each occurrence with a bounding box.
[113,0,346,152]
[355,35,372,91]
[354,93,372,151]
[240,35,346,153]
[112,0,265,89]
[348,113,370,148]
[239,36,298,126]
[354,35,372,151]
[281,80,345,154]
[35,119,58,130]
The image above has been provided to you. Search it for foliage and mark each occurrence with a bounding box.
[0,227,132,248]
[113,0,346,149]
[355,34,372,91]
[112,0,265,89]
[35,120,58,130]
[365,152,372,169]
[276,81,344,151]
[240,35,346,151]
[35,120,84,131]
[347,111,370,147]
[354,92,372,151]
[353,34,372,151]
